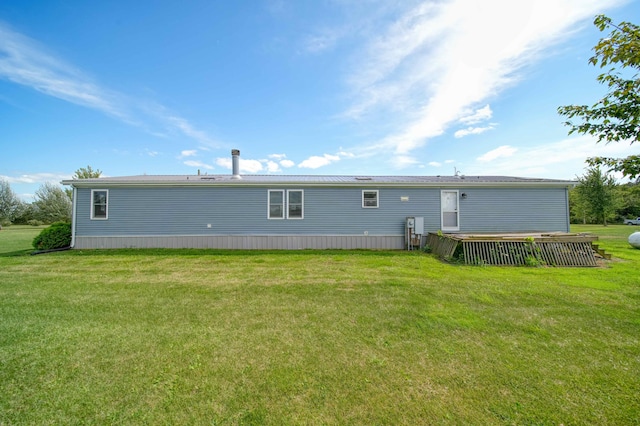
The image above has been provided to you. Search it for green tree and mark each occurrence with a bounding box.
[33,182,72,224]
[557,15,640,180]
[0,178,24,225]
[66,166,102,198]
[614,182,640,219]
[568,187,589,224]
[73,165,102,179]
[574,166,618,225]
[12,203,39,225]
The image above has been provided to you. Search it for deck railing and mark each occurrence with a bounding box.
[427,233,599,267]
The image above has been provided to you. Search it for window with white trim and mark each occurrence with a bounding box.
[362,190,379,208]
[268,190,284,219]
[268,189,304,220]
[91,189,108,220]
[287,190,304,219]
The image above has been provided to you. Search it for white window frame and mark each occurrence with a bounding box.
[287,190,304,219]
[362,190,379,208]
[91,189,109,220]
[268,189,285,219]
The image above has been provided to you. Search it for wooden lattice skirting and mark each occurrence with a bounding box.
[426,233,599,267]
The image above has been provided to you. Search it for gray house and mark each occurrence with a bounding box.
[62,151,574,250]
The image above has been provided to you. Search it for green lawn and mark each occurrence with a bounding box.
[1,225,639,424]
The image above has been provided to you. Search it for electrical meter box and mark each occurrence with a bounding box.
[414,217,424,235]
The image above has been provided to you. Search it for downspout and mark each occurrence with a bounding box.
[70,186,77,248]
[564,185,571,232]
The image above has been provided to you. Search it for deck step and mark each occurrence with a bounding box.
[592,243,612,260]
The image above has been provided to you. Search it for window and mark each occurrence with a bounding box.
[268,189,304,220]
[268,190,284,219]
[91,189,108,220]
[362,190,379,208]
[287,190,304,219]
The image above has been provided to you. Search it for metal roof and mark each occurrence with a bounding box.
[62,174,576,188]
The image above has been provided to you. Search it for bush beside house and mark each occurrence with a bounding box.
[32,222,72,250]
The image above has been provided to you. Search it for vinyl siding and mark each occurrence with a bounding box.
[74,187,437,237]
[72,185,569,247]
[458,187,569,233]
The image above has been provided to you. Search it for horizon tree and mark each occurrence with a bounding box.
[65,165,103,199]
[0,178,23,225]
[33,182,72,224]
[574,166,618,226]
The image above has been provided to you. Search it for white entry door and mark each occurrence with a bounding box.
[441,190,459,231]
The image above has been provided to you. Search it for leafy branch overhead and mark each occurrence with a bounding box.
[558,15,640,179]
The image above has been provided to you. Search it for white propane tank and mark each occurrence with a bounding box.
[629,232,640,249]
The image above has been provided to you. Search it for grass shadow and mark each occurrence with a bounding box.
[0,249,35,258]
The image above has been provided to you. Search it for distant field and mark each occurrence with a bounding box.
[0,225,638,424]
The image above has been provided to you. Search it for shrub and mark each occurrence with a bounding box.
[32,222,72,250]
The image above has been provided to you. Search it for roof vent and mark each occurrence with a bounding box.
[231,149,241,180]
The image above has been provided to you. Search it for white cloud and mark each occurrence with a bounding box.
[241,159,265,173]
[467,135,638,180]
[215,158,232,169]
[165,116,219,147]
[179,150,198,158]
[477,145,518,162]
[428,161,442,167]
[1,172,71,184]
[298,154,341,169]
[337,151,356,158]
[215,157,265,173]
[391,155,421,168]
[266,161,281,172]
[184,160,213,170]
[267,153,295,168]
[0,22,126,119]
[459,105,493,125]
[345,0,620,157]
[0,21,220,148]
[454,125,495,138]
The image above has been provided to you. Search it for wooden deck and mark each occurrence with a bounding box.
[426,232,600,267]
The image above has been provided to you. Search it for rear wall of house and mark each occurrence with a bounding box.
[72,186,569,249]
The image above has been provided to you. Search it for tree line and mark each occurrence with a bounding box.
[570,166,640,225]
[0,166,101,226]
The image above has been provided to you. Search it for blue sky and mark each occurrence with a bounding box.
[1,0,638,200]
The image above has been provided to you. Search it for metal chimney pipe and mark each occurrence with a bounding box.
[231,149,241,179]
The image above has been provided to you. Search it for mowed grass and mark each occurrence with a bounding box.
[0,225,639,424]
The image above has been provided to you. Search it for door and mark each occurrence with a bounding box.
[441,190,459,231]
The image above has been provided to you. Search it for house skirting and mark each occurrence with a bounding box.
[73,235,406,250]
